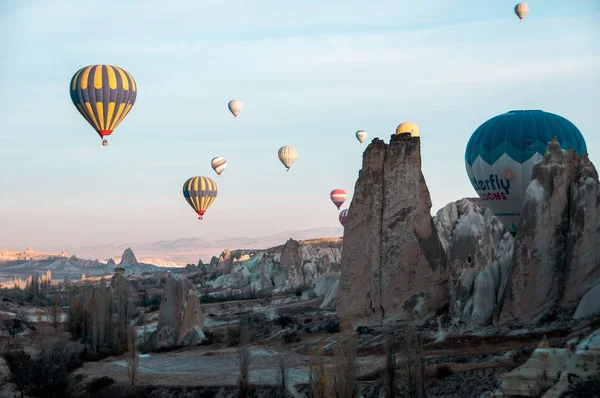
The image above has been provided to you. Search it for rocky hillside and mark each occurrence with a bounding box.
[0,247,164,280]
[337,134,600,328]
[206,238,342,307]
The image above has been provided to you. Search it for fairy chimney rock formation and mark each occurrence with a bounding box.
[157,274,205,346]
[337,133,448,325]
[499,138,600,325]
[119,247,138,266]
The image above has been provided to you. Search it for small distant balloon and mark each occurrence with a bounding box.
[356,130,368,144]
[182,176,218,221]
[278,146,298,171]
[396,122,420,137]
[228,100,243,118]
[339,209,349,227]
[330,189,347,210]
[211,157,227,177]
[514,3,529,21]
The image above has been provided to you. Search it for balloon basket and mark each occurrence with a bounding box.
[198,216,204,221]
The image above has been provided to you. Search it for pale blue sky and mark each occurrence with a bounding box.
[1,0,599,251]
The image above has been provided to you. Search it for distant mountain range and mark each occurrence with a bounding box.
[65,227,343,265]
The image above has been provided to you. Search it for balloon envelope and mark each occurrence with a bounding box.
[70,64,137,140]
[465,110,587,234]
[339,209,349,227]
[396,122,420,137]
[211,157,227,177]
[514,3,529,20]
[356,130,367,144]
[228,100,243,117]
[330,189,347,210]
[182,176,218,220]
[278,146,298,170]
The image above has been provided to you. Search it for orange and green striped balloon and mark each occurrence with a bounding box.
[183,176,218,220]
[69,64,137,143]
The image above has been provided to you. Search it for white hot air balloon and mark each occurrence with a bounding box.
[355,130,367,144]
[278,146,298,171]
[228,100,243,118]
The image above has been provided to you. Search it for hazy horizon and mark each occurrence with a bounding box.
[1,0,599,251]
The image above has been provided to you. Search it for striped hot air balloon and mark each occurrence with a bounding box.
[514,3,529,21]
[182,176,218,220]
[330,189,347,210]
[278,146,298,171]
[228,100,243,117]
[211,157,227,177]
[356,130,367,144]
[70,64,137,146]
[339,209,349,227]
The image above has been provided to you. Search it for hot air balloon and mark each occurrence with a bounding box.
[330,189,347,210]
[182,176,218,220]
[228,100,243,118]
[339,209,349,227]
[278,146,298,171]
[211,157,227,177]
[396,122,420,137]
[356,130,368,144]
[465,110,587,235]
[70,65,137,146]
[514,3,529,21]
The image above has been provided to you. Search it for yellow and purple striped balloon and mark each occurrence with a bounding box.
[69,64,137,143]
[182,176,218,220]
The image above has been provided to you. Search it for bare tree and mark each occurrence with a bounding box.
[331,330,358,398]
[47,294,61,333]
[236,313,251,398]
[277,355,288,398]
[401,324,426,398]
[384,330,397,398]
[126,324,139,387]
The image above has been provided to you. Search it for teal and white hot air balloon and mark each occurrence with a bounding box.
[465,110,587,235]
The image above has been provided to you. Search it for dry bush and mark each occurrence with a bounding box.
[330,330,358,398]
[400,324,426,398]
[309,353,329,398]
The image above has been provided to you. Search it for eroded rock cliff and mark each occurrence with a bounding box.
[500,139,600,325]
[336,133,448,325]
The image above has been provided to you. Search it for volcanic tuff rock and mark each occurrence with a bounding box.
[207,238,342,295]
[482,329,600,397]
[499,139,600,325]
[336,133,448,325]
[434,198,515,326]
[119,247,138,266]
[157,274,204,346]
